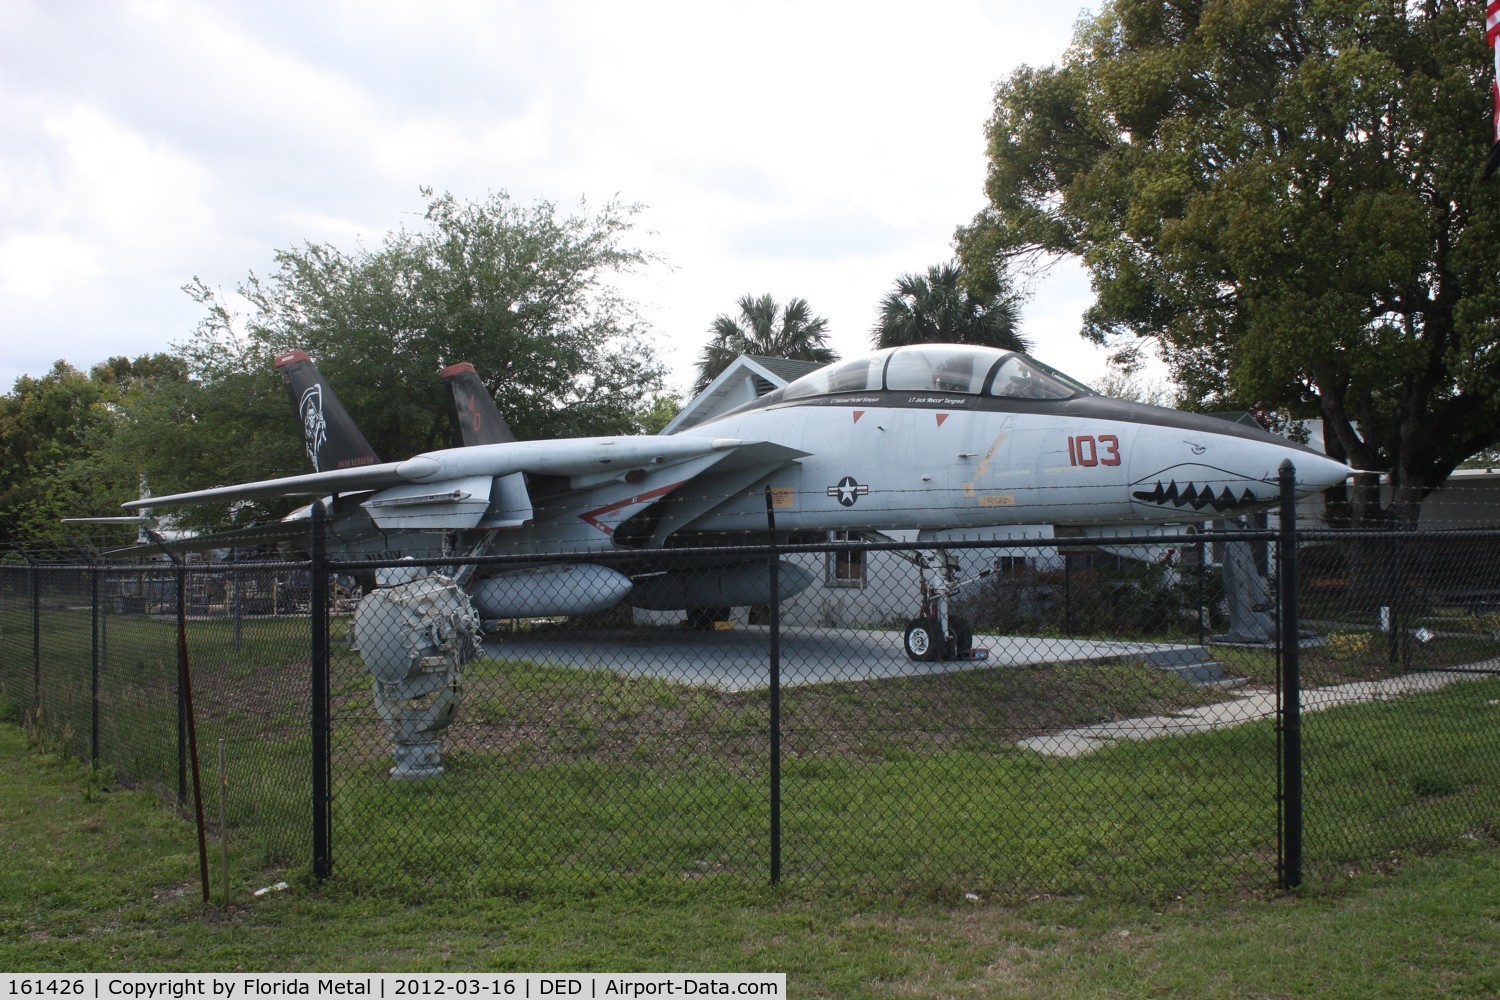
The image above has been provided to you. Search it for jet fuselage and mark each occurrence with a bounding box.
[649,345,1348,542]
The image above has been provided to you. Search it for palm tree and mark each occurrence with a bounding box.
[693,294,837,393]
[872,262,1030,352]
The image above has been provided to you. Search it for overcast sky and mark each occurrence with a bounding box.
[0,0,1104,399]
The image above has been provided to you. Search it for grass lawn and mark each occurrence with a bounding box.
[3,723,1498,998]
[4,607,1499,898]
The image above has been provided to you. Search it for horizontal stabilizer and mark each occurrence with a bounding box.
[123,461,408,509]
[101,519,312,558]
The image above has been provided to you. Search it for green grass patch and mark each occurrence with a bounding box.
[2,720,1499,998]
[1211,631,1500,689]
[323,672,1500,900]
[7,606,1500,904]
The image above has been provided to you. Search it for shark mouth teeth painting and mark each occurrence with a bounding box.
[1129,466,1274,515]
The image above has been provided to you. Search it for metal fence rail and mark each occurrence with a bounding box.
[2,508,1497,898]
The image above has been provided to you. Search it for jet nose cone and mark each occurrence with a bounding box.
[1283,452,1352,495]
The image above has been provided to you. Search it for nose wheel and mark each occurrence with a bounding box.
[904,617,940,661]
[903,614,974,661]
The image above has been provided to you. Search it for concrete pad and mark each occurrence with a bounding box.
[482,624,1213,692]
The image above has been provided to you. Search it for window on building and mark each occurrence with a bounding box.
[994,555,1028,576]
[826,531,866,588]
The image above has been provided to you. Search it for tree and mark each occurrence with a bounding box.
[0,355,184,543]
[957,0,1500,526]
[872,261,1031,352]
[107,340,298,524]
[632,391,682,435]
[694,294,837,393]
[153,189,667,520]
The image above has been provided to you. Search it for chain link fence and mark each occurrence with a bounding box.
[0,558,315,868]
[3,507,1497,898]
[1293,526,1500,883]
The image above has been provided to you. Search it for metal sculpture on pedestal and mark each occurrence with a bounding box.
[352,574,480,779]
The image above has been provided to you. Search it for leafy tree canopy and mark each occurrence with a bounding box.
[872,261,1032,352]
[957,0,1500,521]
[144,188,668,521]
[0,355,184,544]
[694,294,837,393]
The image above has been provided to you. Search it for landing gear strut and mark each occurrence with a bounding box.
[902,549,979,662]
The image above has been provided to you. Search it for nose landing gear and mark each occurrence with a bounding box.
[902,549,980,662]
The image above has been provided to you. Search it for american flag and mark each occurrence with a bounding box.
[1486,0,1500,177]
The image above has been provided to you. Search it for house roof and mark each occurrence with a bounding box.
[663,355,828,434]
[745,355,824,384]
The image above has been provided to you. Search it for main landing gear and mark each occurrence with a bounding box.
[902,549,981,662]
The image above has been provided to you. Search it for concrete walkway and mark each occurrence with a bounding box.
[1017,667,1495,757]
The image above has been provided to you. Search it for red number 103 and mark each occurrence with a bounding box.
[1067,434,1121,467]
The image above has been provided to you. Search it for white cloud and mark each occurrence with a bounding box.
[0,100,221,364]
[0,0,1105,393]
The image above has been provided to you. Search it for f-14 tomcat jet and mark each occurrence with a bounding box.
[127,344,1350,660]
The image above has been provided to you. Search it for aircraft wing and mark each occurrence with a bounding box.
[101,520,313,559]
[121,462,405,509]
[124,436,805,511]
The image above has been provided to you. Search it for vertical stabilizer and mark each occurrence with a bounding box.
[441,362,517,447]
[274,350,381,472]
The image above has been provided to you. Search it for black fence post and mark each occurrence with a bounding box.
[764,488,782,886]
[178,563,212,904]
[1277,459,1303,890]
[90,565,100,768]
[145,530,191,807]
[1196,534,1208,647]
[310,501,332,880]
[231,555,242,653]
[30,561,41,720]
[1063,557,1072,633]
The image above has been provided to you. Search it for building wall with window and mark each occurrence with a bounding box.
[771,526,1068,629]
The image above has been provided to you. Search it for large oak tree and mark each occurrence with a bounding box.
[958,0,1500,525]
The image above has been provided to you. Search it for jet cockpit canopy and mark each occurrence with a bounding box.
[779,344,1094,403]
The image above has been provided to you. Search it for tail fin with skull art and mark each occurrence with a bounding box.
[273,350,382,472]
